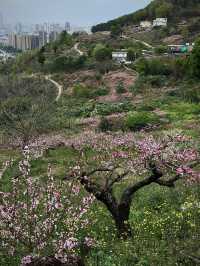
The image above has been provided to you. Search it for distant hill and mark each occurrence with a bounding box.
[92,0,200,33]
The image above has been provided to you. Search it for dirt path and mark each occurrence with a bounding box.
[22,74,63,102]
[74,43,84,56]
[45,75,63,101]
[122,35,154,49]
[133,38,154,49]
[123,65,139,80]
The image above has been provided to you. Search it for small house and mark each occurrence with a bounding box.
[168,43,194,54]
[153,18,167,27]
[140,21,152,29]
[112,50,128,64]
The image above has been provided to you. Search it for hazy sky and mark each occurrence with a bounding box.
[0,0,152,26]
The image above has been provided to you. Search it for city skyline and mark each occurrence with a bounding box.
[0,0,151,27]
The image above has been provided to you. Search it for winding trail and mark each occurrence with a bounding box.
[22,74,63,102]
[45,75,63,102]
[74,42,84,56]
[123,64,139,80]
[133,38,154,49]
[121,35,154,49]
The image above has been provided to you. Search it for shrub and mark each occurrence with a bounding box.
[148,75,167,87]
[98,117,112,132]
[154,45,168,55]
[189,38,200,78]
[135,58,172,76]
[125,111,160,131]
[183,87,200,103]
[51,55,86,72]
[175,83,200,103]
[127,48,136,61]
[116,81,126,94]
[93,44,112,62]
[130,75,166,94]
[92,102,134,116]
[73,84,92,98]
[172,57,189,79]
[92,86,109,97]
[98,115,125,132]
[96,61,117,75]
[95,73,102,81]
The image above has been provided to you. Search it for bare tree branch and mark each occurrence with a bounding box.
[155,175,182,187]
[108,171,130,189]
[120,163,163,204]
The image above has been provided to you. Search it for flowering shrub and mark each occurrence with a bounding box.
[0,147,95,265]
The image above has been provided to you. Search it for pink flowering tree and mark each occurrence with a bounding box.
[65,132,200,238]
[0,147,95,265]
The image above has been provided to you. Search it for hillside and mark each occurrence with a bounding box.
[92,0,200,42]
[1,6,200,265]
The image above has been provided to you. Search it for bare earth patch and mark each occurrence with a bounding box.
[99,70,137,102]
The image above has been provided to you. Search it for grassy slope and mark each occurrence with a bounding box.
[1,70,200,262]
[1,23,200,266]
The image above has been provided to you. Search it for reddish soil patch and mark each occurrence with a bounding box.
[63,70,100,90]
[99,70,137,102]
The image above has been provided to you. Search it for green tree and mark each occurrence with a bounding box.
[37,46,46,65]
[59,30,73,46]
[37,51,46,65]
[154,45,168,55]
[116,81,126,94]
[181,26,189,40]
[52,55,86,72]
[110,24,122,38]
[127,48,136,61]
[155,3,173,18]
[190,38,200,78]
[52,42,58,54]
[0,97,52,147]
[93,44,112,62]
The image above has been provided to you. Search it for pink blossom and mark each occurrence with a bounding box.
[84,237,96,247]
[21,255,33,265]
[64,237,78,250]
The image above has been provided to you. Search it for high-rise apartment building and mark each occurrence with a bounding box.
[38,31,48,47]
[35,24,41,33]
[8,33,40,51]
[8,33,17,49]
[0,13,4,29]
[15,23,23,34]
[65,22,70,32]
[50,23,63,33]
[49,31,59,42]
[31,35,40,49]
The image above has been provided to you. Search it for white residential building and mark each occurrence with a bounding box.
[112,50,128,63]
[0,36,9,46]
[140,21,152,28]
[153,18,167,27]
